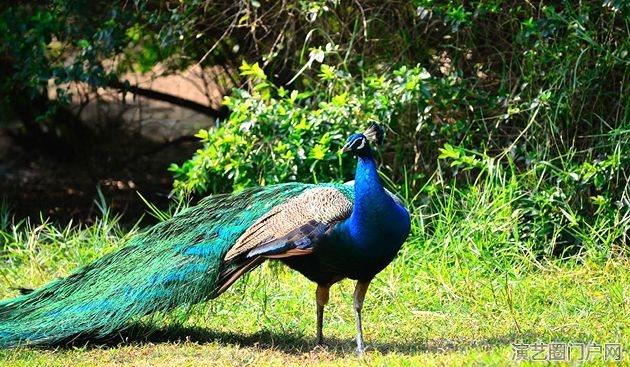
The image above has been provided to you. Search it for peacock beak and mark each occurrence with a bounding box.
[341,142,352,153]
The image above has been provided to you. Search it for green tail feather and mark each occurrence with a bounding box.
[0,183,317,348]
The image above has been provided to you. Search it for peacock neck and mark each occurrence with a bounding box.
[348,152,392,228]
[336,148,411,261]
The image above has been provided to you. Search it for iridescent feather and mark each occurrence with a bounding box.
[0,183,353,348]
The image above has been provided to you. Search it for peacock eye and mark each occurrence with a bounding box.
[353,138,366,150]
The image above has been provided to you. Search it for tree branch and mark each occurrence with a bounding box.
[108,80,229,119]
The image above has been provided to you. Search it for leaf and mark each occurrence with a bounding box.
[195,129,209,140]
[318,64,336,81]
[309,144,326,160]
[331,92,347,106]
[309,47,325,63]
[438,144,460,160]
[77,39,90,49]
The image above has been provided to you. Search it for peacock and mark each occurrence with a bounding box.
[0,123,411,353]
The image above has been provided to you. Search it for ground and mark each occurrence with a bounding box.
[1,234,627,366]
[0,127,198,224]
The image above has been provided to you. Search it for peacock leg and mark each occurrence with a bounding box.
[315,284,330,345]
[353,280,371,354]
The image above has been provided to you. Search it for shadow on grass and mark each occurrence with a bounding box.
[48,323,538,357]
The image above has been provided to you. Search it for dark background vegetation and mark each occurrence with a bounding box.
[0,1,628,257]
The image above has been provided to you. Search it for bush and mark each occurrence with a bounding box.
[170,61,439,194]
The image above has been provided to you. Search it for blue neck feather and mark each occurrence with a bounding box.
[345,150,403,246]
[350,153,386,220]
[326,145,411,277]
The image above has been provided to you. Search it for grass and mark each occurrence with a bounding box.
[0,174,628,366]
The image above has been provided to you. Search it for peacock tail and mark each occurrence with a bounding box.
[0,182,354,348]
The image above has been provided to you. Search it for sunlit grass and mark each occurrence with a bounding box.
[0,176,628,366]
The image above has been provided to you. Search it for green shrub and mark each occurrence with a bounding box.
[435,144,628,259]
[170,61,438,194]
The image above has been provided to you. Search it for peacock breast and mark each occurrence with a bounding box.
[314,203,410,280]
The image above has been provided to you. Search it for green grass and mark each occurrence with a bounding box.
[0,176,628,366]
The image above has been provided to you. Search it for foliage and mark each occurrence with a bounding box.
[433,145,628,260]
[0,1,201,132]
[1,1,628,263]
[170,61,436,193]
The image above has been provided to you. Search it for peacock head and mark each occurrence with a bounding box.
[341,123,384,157]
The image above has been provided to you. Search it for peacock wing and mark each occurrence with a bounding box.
[226,187,353,259]
[215,186,353,294]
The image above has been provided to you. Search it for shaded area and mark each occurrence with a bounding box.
[43,322,539,357]
[0,127,197,225]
